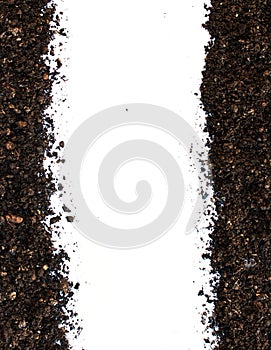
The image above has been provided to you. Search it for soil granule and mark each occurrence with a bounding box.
[201,1,271,349]
[0,1,74,349]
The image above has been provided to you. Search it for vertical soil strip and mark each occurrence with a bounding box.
[0,1,73,349]
[201,1,271,349]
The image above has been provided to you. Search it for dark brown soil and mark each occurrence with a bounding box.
[201,1,271,349]
[0,1,75,349]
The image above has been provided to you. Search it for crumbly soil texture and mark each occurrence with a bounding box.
[0,1,75,349]
[201,1,271,349]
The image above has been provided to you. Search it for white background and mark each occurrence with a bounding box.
[49,0,215,349]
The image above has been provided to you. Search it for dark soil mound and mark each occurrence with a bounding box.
[0,1,73,349]
[201,1,271,349]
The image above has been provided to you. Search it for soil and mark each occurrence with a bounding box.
[201,1,271,349]
[0,1,76,349]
